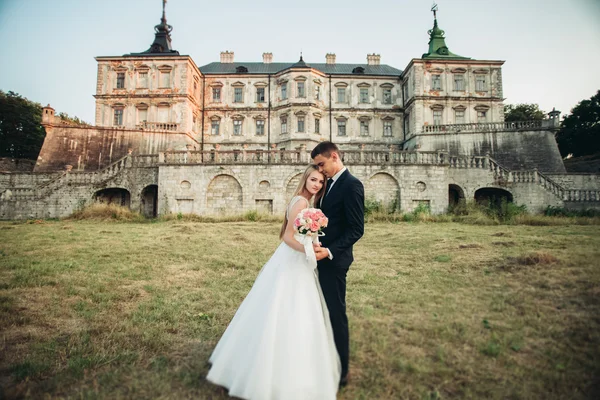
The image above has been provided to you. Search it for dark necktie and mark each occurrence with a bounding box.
[326,178,334,196]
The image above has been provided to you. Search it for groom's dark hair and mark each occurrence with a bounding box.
[311,141,339,159]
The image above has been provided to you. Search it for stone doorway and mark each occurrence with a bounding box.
[448,184,466,209]
[141,185,158,218]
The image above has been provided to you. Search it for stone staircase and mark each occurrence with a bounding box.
[0,154,134,201]
[448,154,600,203]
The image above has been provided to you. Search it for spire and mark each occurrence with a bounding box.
[421,3,469,60]
[128,0,179,56]
[291,53,309,68]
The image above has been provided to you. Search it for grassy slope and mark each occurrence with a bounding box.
[1,220,599,399]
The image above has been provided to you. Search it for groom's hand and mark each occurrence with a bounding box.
[314,247,329,261]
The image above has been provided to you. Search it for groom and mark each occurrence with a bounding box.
[311,141,364,387]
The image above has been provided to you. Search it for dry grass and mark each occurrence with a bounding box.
[68,203,144,221]
[0,221,599,399]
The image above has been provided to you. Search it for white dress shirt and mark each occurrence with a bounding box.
[325,167,347,195]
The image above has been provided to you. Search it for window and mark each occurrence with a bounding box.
[476,75,487,91]
[281,83,287,100]
[116,73,125,89]
[159,71,170,88]
[233,120,242,135]
[297,116,305,132]
[337,120,346,136]
[433,110,442,125]
[138,108,147,123]
[315,85,321,100]
[455,110,465,124]
[137,72,148,88]
[383,121,393,137]
[211,120,220,135]
[315,118,320,134]
[234,87,243,103]
[256,120,265,135]
[212,87,221,102]
[360,88,369,103]
[432,74,441,90]
[360,120,369,136]
[297,82,305,98]
[337,88,346,103]
[477,111,487,123]
[256,87,265,103]
[281,116,288,134]
[383,88,392,104]
[113,108,123,126]
[454,74,465,91]
[157,105,169,122]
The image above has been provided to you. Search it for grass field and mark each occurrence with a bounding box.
[1,219,599,399]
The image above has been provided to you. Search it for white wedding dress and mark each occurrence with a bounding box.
[207,196,341,400]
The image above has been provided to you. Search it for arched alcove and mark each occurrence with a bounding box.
[365,173,400,212]
[206,174,243,214]
[94,188,131,208]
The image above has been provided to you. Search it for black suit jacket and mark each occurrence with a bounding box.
[318,169,365,270]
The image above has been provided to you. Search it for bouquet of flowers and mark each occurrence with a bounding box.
[294,208,328,238]
[293,208,328,268]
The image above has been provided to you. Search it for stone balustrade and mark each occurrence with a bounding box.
[132,154,159,167]
[422,120,545,134]
[158,150,448,166]
[136,122,179,132]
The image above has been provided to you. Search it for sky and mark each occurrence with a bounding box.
[0,0,599,124]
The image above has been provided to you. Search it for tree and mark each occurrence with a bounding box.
[504,103,546,122]
[556,90,600,157]
[0,91,90,160]
[0,90,46,160]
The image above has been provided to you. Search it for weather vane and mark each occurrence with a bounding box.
[431,2,438,19]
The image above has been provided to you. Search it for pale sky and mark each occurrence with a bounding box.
[1,0,599,124]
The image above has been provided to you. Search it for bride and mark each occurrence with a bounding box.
[206,165,341,400]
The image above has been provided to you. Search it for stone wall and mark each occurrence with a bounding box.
[2,156,599,220]
[0,172,57,192]
[159,163,471,217]
[406,130,566,173]
[0,158,36,172]
[35,125,197,172]
[0,165,158,219]
[545,174,600,190]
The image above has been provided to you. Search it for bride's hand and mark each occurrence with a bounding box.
[314,247,329,261]
[312,243,322,250]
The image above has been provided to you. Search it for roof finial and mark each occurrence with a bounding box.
[300,51,303,61]
[431,2,438,20]
[126,0,179,56]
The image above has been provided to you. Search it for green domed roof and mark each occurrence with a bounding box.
[421,17,470,60]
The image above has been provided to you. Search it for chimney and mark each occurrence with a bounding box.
[367,53,381,66]
[220,51,234,63]
[262,52,273,64]
[326,53,336,65]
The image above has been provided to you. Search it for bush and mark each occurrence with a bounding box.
[68,203,143,221]
[364,198,402,223]
[544,206,600,218]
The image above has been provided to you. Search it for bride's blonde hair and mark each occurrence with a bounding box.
[279,165,327,239]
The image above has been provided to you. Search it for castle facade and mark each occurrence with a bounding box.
[1,4,598,219]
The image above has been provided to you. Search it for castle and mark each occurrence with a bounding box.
[1,4,599,219]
